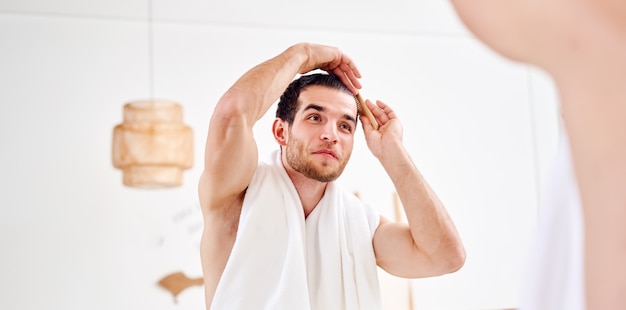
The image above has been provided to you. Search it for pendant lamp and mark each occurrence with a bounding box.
[111,0,193,188]
[112,100,193,188]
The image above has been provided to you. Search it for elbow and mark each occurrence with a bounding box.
[213,92,248,119]
[209,94,253,136]
[447,244,466,273]
[442,240,466,274]
[428,239,465,276]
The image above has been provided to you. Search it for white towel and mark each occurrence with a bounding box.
[210,150,381,310]
[520,133,585,309]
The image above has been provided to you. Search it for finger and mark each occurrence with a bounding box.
[359,99,381,128]
[368,100,392,124]
[335,61,361,80]
[344,69,362,89]
[339,58,361,79]
[336,56,362,91]
[376,100,397,123]
[375,100,396,119]
[334,69,360,94]
[375,99,389,110]
[359,114,375,132]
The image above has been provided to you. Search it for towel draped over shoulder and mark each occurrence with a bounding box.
[210,150,382,310]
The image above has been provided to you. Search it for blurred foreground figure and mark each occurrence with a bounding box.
[451,1,626,309]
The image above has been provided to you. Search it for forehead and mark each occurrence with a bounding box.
[296,85,357,115]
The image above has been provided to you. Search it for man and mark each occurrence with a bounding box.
[450,1,626,309]
[198,42,465,309]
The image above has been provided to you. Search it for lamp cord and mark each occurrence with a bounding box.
[148,0,154,101]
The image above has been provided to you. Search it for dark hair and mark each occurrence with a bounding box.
[276,73,353,125]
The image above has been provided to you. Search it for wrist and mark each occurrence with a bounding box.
[376,139,405,161]
[285,43,310,73]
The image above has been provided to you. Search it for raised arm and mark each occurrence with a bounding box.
[361,99,465,278]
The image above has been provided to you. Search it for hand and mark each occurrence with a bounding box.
[295,42,362,94]
[360,99,404,159]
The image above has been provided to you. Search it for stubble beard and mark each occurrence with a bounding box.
[285,134,350,183]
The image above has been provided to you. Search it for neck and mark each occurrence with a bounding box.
[281,155,328,218]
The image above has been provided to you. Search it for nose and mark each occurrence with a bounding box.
[320,125,338,143]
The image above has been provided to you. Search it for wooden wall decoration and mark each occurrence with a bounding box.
[158,271,203,303]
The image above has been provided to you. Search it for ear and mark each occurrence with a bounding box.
[272,118,288,146]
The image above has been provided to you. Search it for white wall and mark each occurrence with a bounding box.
[0,1,560,309]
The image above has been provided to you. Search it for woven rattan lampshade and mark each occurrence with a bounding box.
[112,100,193,188]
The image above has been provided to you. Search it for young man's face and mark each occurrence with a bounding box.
[284,85,358,182]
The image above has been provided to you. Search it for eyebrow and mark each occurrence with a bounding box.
[303,103,357,124]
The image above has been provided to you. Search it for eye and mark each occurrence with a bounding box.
[340,123,353,133]
[307,114,321,122]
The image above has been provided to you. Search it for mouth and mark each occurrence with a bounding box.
[312,149,338,159]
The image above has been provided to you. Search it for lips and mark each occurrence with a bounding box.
[313,149,337,159]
